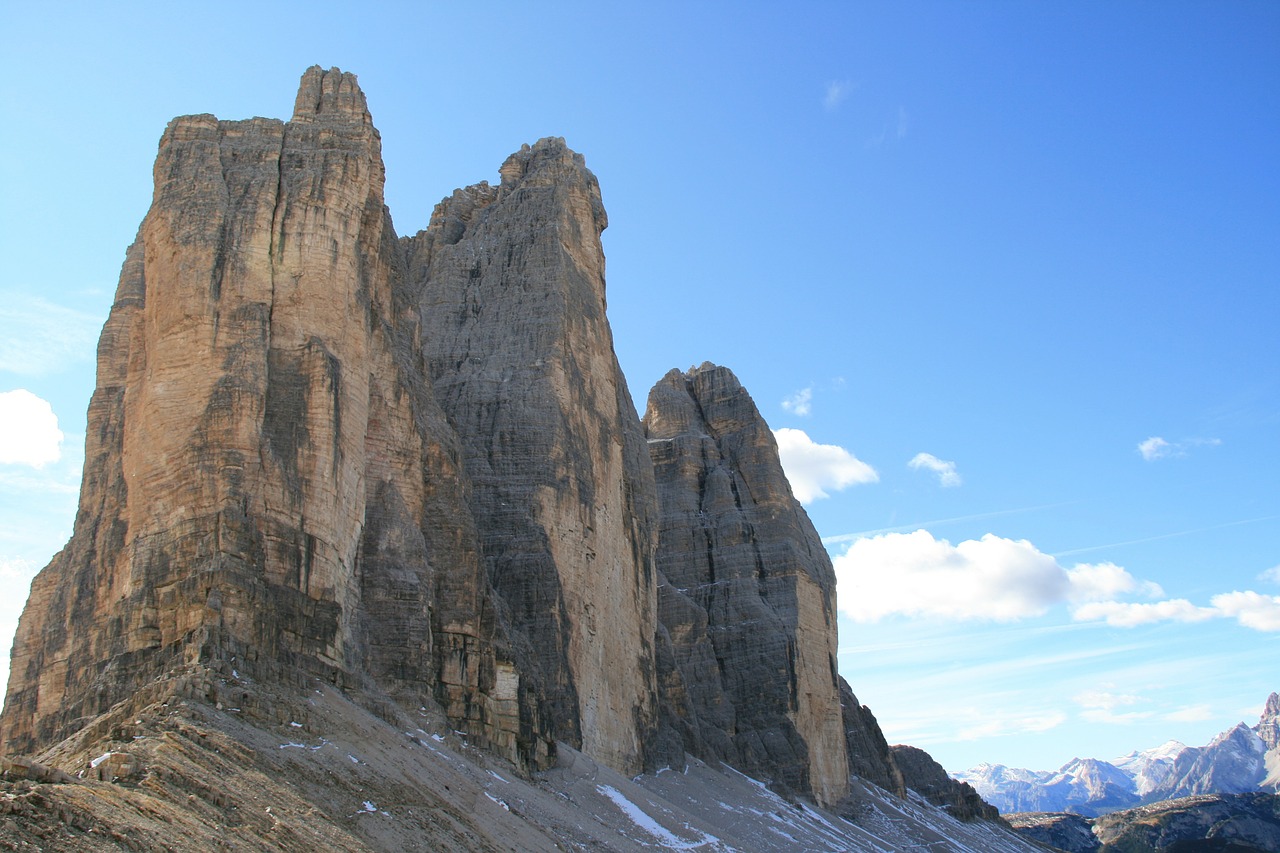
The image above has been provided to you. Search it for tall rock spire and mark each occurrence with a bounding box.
[0,67,502,756]
[643,363,851,805]
[406,137,660,774]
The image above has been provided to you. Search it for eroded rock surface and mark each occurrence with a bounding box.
[892,745,1003,821]
[405,138,660,775]
[1,67,1000,835]
[643,363,850,805]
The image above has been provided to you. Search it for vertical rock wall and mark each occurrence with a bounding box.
[0,68,507,757]
[643,363,850,806]
[406,139,660,774]
[0,68,970,817]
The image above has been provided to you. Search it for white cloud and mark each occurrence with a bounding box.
[956,711,1067,741]
[1210,591,1280,631]
[833,530,1153,623]
[1138,436,1173,461]
[1066,563,1164,602]
[824,80,853,111]
[781,387,813,417]
[1259,564,1280,585]
[1071,599,1216,627]
[0,293,100,376]
[1073,688,1153,722]
[1166,704,1214,723]
[1074,689,1142,711]
[1137,435,1221,461]
[773,427,877,503]
[0,390,64,468]
[908,452,961,487]
[834,527,1280,636]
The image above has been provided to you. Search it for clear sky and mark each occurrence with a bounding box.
[2,2,1277,775]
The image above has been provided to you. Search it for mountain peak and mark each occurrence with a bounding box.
[1257,692,1280,750]
[292,65,371,124]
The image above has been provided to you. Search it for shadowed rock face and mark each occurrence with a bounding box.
[405,138,661,775]
[0,67,996,820]
[643,363,850,805]
[892,745,1003,821]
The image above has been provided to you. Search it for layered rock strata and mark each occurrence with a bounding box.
[644,363,853,806]
[404,138,660,774]
[1,67,991,819]
[0,67,520,763]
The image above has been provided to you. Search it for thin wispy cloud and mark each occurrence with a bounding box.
[821,501,1078,545]
[908,452,961,487]
[1165,704,1214,723]
[1138,435,1221,461]
[956,711,1067,742]
[1074,689,1152,724]
[823,80,853,111]
[0,293,101,376]
[1053,515,1280,558]
[1259,564,1280,585]
[773,427,877,503]
[1072,599,1215,628]
[896,106,909,139]
[781,387,813,417]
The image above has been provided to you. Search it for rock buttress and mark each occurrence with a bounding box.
[0,67,515,759]
[642,363,850,806]
[406,138,661,775]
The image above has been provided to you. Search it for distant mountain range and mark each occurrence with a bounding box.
[955,692,1280,816]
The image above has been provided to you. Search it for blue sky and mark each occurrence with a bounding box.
[2,2,1277,774]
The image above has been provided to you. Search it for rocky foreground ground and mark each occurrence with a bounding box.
[0,664,1039,852]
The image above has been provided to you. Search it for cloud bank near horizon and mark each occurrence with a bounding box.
[833,529,1280,633]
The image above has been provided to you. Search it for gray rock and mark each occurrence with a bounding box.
[892,745,1002,821]
[407,137,661,775]
[643,363,849,805]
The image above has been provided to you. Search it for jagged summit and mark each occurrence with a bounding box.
[292,65,373,123]
[0,68,1021,850]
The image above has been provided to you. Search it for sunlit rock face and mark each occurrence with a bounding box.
[0,67,521,762]
[0,67,985,819]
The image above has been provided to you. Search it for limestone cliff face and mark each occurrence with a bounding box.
[0,67,995,821]
[404,139,660,774]
[0,68,515,761]
[643,363,850,805]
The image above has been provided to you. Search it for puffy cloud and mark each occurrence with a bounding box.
[781,387,813,417]
[907,452,961,487]
[1211,591,1280,631]
[833,530,1152,623]
[773,428,877,503]
[1066,563,1164,602]
[1137,435,1221,461]
[1071,599,1216,627]
[1259,564,1280,585]
[834,527,1280,635]
[1138,436,1173,461]
[0,390,63,468]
